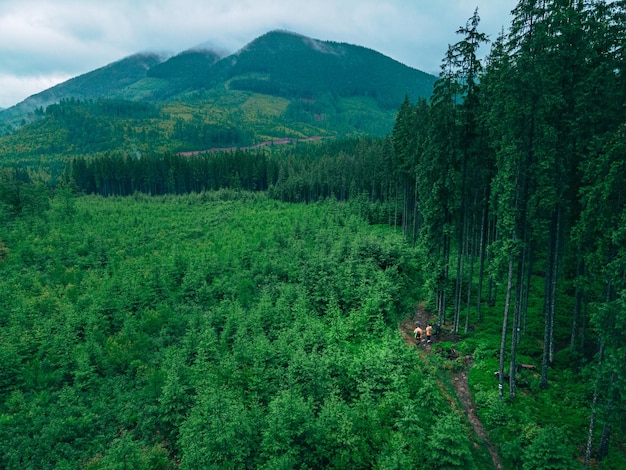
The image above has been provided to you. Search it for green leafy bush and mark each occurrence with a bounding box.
[521,425,578,470]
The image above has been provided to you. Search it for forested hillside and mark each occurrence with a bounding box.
[212,30,435,110]
[0,1,625,469]
[386,3,626,468]
[0,30,436,141]
[0,53,167,133]
[0,191,494,468]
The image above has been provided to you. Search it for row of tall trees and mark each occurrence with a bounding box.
[71,149,277,196]
[69,139,397,207]
[389,2,626,466]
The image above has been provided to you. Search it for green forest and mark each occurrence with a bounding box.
[1,1,626,469]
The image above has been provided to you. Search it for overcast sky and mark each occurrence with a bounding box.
[0,0,517,109]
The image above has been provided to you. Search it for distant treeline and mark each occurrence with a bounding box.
[70,137,398,205]
[1,98,254,156]
[71,150,277,196]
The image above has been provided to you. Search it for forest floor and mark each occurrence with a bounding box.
[399,303,503,470]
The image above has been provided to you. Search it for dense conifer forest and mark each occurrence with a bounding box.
[1,1,626,469]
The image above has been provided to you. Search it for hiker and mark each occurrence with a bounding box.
[413,325,423,342]
[426,324,433,343]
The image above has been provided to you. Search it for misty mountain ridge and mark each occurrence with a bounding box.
[0,53,167,128]
[0,30,437,153]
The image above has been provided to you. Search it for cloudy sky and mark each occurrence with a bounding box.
[0,0,517,109]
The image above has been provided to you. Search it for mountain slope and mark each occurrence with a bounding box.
[211,30,435,109]
[149,48,222,81]
[0,31,437,158]
[0,53,166,132]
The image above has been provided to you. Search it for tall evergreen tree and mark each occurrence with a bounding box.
[418,44,462,323]
[449,8,489,333]
[392,95,418,241]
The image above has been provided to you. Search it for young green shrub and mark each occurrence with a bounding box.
[521,425,578,470]
[425,413,474,469]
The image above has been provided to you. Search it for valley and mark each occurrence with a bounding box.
[1,4,626,467]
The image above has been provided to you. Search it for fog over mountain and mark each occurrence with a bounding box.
[0,0,517,108]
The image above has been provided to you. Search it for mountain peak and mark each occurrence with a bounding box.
[183,40,229,57]
[146,47,223,84]
[243,29,340,54]
[222,30,435,109]
[0,29,437,135]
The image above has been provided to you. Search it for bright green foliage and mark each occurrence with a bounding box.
[178,383,257,469]
[521,425,578,470]
[425,413,474,469]
[0,191,473,468]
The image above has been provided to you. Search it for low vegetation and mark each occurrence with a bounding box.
[0,190,486,469]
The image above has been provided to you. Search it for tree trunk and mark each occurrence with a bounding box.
[521,247,533,336]
[476,198,488,322]
[585,341,604,468]
[499,251,515,398]
[453,242,463,333]
[509,245,525,398]
[599,372,617,461]
[465,210,477,333]
[439,226,452,325]
[580,300,589,350]
[541,210,560,390]
[412,173,419,245]
[395,184,399,231]
[584,384,599,469]
[570,242,584,351]
[487,222,498,307]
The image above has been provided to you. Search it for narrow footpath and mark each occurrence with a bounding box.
[400,304,502,470]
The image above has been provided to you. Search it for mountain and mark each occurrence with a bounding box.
[146,47,223,90]
[209,30,435,110]
[0,30,437,158]
[0,53,167,132]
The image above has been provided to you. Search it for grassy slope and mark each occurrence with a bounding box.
[0,88,397,164]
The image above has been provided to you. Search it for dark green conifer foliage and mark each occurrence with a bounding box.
[392,94,420,242]
[417,45,463,324]
[1,1,626,467]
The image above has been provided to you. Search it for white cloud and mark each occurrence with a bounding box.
[0,73,74,109]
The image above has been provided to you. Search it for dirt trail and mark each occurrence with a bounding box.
[400,304,503,470]
[178,135,330,156]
